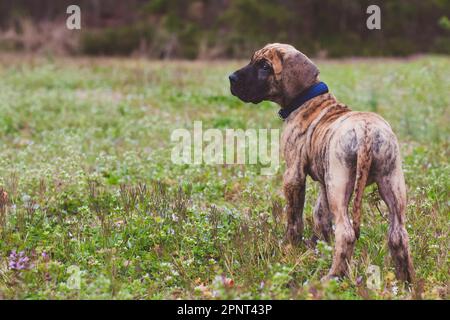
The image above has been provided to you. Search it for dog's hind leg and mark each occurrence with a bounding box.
[322,163,356,280]
[377,166,415,283]
[312,186,333,244]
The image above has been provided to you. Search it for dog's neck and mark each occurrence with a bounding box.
[278,81,329,120]
[284,92,351,136]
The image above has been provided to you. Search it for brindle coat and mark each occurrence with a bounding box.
[229,43,415,282]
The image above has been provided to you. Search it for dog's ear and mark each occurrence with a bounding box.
[279,48,319,100]
[265,47,284,81]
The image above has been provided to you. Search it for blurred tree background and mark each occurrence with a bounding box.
[0,0,448,58]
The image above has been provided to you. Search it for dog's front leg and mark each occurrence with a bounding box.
[283,167,306,245]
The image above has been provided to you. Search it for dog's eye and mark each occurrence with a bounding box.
[262,62,272,71]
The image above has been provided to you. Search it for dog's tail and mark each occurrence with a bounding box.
[352,123,373,239]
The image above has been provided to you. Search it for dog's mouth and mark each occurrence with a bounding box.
[229,84,239,98]
[230,85,250,103]
[230,83,264,104]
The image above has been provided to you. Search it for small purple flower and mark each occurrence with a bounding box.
[8,250,33,271]
[8,250,17,269]
[41,251,50,261]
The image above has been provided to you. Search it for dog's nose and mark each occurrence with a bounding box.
[229,73,238,84]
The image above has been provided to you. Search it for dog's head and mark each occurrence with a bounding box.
[229,43,319,106]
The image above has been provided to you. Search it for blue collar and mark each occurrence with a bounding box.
[278,81,329,120]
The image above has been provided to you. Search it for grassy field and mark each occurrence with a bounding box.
[0,54,448,299]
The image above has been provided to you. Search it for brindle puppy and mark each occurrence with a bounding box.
[229,43,415,282]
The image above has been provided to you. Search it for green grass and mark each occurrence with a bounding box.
[0,55,448,299]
